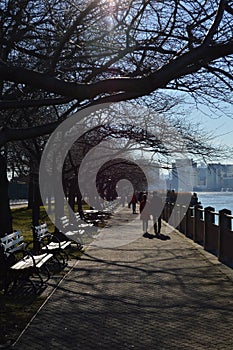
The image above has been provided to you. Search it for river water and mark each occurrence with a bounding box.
[196,192,233,213]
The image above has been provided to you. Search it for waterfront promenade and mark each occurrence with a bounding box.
[13,207,233,350]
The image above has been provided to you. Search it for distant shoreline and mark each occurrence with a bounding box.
[196,191,233,214]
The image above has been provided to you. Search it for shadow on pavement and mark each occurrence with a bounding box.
[143,232,171,240]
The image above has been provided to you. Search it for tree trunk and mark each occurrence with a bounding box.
[47,193,52,215]
[31,171,41,226]
[76,183,84,219]
[27,173,33,209]
[68,178,76,211]
[54,189,65,238]
[0,154,12,236]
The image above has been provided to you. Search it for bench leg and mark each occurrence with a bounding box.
[3,271,18,295]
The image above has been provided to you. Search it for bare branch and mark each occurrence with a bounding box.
[1,41,233,108]
[0,120,60,146]
[202,0,228,45]
[0,97,72,109]
[225,3,233,15]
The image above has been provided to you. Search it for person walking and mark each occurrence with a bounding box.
[190,192,200,207]
[140,194,151,234]
[130,192,138,214]
[151,191,163,236]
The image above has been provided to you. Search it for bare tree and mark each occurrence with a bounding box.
[0,2,233,128]
[0,0,233,233]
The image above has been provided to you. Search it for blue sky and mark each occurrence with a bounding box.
[165,91,233,164]
[190,104,233,163]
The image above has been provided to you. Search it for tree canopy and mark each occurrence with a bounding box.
[0,0,233,234]
[0,0,233,130]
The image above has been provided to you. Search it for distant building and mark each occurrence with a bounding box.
[221,164,233,191]
[195,163,233,191]
[196,164,207,190]
[206,164,222,191]
[169,158,197,192]
[147,162,161,191]
[167,161,233,192]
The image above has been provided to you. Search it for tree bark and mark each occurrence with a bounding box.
[29,165,41,226]
[31,172,40,227]
[0,154,12,235]
[27,173,33,209]
[76,185,84,219]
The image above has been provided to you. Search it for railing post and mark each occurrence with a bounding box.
[180,205,187,234]
[184,205,188,235]
[162,203,167,221]
[164,202,168,222]
[186,206,195,239]
[176,204,180,230]
[166,202,170,222]
[204,206,215,251]
[194,205,203,243]
[193,206,198,242]
[168,202,174,226]
[184,206,189,237]
[218,209,232,262]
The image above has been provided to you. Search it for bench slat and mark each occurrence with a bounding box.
[11,253,53,270]
[41,241,71,251]
[1,232,25,256]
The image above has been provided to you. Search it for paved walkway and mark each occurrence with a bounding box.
[13,207,233,350]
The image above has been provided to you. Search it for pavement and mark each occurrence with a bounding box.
[12,206,233,350]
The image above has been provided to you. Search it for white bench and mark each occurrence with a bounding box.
[0,231,53,294]
[34,223,71,267]
[83,209,111,225]
[59,216,86,248]
[60,214,99,246]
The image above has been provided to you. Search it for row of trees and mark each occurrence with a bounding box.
[0,0,233,235]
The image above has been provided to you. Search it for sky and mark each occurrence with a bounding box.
[167,89,233,164]
[190,104,233,164]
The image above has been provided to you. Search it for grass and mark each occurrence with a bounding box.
[11,206,55,241]
[0,205,86,347]
[11,202,91,239]
[11,205,92,251]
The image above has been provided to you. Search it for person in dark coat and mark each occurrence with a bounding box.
[190,192,199,207]
[151,191,163,235]
[140,194,151,234]
[130,192,138,214]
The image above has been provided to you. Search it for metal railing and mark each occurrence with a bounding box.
[162,202,233,266]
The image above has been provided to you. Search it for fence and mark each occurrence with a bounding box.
[162,202,233,266]
[8,182,28,200]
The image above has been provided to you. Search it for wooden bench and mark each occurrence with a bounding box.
[83,209,111,225]
[82,210,103,225]
[74,212,98,231]
[59,216,86,248]
[58,214,99,247]
[34,223,71,267]
[0,231,53,294]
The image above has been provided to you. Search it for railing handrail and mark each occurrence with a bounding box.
[225,213,233,219]
[165,201,233,219]
[210,210,220,216]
